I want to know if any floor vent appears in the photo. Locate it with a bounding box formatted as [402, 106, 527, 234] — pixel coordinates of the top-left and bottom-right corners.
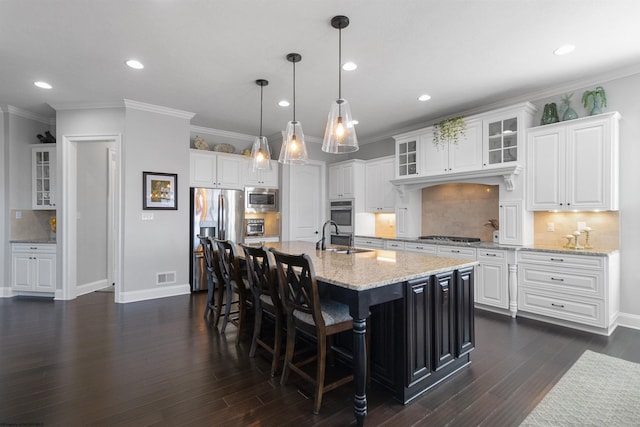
[157, 271, 176, 285]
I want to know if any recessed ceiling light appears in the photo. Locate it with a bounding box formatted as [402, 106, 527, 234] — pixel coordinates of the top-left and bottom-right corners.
[278, 100, 290, 107]
[125, 59, 144, 69]
[553, 44, 575, 56]
[418, 94, 431, 102]
[350, 120, 359, 126]
[34, 81, 52, 89]
[342, 61, 357, 71]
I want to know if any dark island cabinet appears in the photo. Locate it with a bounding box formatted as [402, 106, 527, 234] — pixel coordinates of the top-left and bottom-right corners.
[455, 266, 475, 357]
[406, 276, 434, 387]
[433, 271, 456, 371]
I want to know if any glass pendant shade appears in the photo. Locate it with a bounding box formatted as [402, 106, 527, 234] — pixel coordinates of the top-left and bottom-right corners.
[322, 98, 358, 153]
[251, 135, 272, 171]
[279, 120, 308, 164]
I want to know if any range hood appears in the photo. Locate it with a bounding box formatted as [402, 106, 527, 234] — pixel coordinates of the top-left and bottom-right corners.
[390, 164, 522, 196]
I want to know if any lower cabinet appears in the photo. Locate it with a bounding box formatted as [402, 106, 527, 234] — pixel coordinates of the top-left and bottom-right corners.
[353, 236, 385, 249]
[476, 249, 509, 309]
[12, 243, 56, 293]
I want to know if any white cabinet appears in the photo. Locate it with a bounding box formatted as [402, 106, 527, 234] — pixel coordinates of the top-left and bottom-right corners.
[12, 243, 56, 293]
[365, 156, 395, 212]
[395, 134, 421, 179]
[353, 236, 385, 249]
[482, 102, 536, 168]
[32, 145, 57, 209]
[244, 159, 279, 188]
[422, 119, 483, 176]
[437, 245, 477, 260]
[476, 249, 508, 309]
[404, 242, 437, 255]
[384, 240, 406, 251]
[189, 150, 244, 189]
[527, 112, 620, 211]
[517, 250, 620, 334]
[329, 160, 364, 199]
[498, 200, 530, 246]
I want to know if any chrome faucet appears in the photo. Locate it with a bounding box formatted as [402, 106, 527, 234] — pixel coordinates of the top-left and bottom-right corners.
[317, 220, 340, 250]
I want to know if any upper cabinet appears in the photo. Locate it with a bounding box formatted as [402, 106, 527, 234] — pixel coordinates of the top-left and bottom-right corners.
[32, 145, 56, 210]
[481, 103, 536, 169]
[329, 160, 364, 200]
[365, 156, 395, 212]
[395, 135, 420, 179]
[189, 150, 243, 189]
[244, 158, 279, 188]
[527, 112, 620, 211]
[422, 119, 483, 176]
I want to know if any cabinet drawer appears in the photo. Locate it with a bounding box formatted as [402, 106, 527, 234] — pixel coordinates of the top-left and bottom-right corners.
[437, 246, 476, 260]
[12, 243, 56, 254]
[354, 237, 384, 249]
[404, 242, 437, 255]
[517, 251, 603, 269]
[385, 240, 406, 251]
[477, 249, 505, 261]
[519, 287, 604, 327]
[519, 264, 602, 298]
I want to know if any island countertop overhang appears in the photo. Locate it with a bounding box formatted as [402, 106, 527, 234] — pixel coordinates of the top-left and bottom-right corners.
[257, 241, 478, 291]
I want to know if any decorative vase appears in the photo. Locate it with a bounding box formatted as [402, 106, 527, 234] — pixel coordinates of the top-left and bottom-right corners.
[541, 103, 560, 125]
[590, 97, 604, 115]
[562, 105, 578, 121]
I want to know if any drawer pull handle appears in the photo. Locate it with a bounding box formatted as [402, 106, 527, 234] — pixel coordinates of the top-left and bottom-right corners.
[416, 246, 423, 250]
[452, 250, 460, 253]
[551, 303, 565, 308]
[550, 258, 564, 262]
[550, 277, 565, 282]
[485, 253, 497, 257]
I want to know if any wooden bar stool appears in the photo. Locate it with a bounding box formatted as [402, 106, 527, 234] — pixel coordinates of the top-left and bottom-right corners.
[240, 244, 284, 377]
[199, 235, 225, 328]
[215, 239, 251, 344]
[270, 248, 355, 415]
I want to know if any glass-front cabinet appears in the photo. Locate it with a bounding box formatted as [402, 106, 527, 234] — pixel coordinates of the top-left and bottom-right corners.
[486, 116, 518, 165]
[395, 135, 419, 179]
[32, 145, 56, 210]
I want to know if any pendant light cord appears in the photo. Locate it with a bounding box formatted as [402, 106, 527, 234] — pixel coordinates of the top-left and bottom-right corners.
[338, 26, 342, 100]
[259, 84, 264, 137]
[292, 59, 297, 122]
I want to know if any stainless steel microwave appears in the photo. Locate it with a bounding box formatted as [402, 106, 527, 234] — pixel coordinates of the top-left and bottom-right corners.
[245, 187, 278, 212]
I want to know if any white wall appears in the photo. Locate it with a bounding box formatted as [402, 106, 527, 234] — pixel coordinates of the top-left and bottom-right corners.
[0, 110, 6, 291]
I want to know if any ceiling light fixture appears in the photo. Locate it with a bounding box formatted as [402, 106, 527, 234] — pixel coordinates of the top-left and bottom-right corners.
[418, 94, 431, 102]
[34, 81, 52, 89]
[553, 44, 575, 56]
[342, 61, 357, 71]
[250, 79, 272, 171]
[322, 15, 358, 154]
[125, 59, 144, 69]
[278, 53, 308, 164]
[278, 100, 290, 107]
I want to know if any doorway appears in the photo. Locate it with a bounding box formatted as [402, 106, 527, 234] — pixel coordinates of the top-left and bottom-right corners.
[60, 135, 122, 301]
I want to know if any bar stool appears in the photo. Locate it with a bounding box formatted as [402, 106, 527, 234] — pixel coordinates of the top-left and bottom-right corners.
[270, 248, 355, 415]
[215, 239, 251, 344]
[240, 244, 284, 377]
[199, 235, 225, 327]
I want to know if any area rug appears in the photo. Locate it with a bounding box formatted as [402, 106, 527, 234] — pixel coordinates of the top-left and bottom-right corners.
[520, 350, 640, 426]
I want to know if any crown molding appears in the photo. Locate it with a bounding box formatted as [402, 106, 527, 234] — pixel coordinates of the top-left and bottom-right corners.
[190, 125, 255, 142]
[124, 99, 195, 119]
[5, 105, 51, 124]
[49, 101, 124, 111]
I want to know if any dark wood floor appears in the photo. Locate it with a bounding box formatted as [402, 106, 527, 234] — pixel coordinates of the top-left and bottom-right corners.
[1, 291, 639, 427]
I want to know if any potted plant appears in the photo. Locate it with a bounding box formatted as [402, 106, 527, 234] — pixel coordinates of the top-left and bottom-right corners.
[581, 86, 607, 116]
[433, 116, 466, 148]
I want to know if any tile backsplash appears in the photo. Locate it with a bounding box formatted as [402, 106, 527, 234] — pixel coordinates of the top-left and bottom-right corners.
[11, 209, 56, 241]
[533, 211, 619, 249]
[422, 183, 499, 241]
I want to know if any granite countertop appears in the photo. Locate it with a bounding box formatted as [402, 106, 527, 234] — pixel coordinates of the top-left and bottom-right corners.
[10, 239, 57, 244]
[354, 235, 618, 256]
[253, 241, 477, 291]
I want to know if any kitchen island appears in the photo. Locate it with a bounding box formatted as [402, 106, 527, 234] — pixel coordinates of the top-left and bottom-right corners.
[257, 241, 478, 427]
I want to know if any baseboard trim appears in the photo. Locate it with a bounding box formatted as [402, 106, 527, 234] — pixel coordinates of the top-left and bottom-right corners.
[0, 286, 15, 298]
[116, 284, 190, 304]
[618, 312, 640, 331]
[76, 279, 110, 297]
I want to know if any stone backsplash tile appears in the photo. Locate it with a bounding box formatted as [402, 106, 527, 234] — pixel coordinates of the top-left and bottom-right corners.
[11, 209, 56, 241]
[534, 211, 619, 249]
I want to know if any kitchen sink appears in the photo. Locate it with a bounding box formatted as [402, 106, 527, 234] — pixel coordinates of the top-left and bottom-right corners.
[326, 247, 373, 254]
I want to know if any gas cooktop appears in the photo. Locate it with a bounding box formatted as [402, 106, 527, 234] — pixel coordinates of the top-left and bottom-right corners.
[419, 235, 481, 243]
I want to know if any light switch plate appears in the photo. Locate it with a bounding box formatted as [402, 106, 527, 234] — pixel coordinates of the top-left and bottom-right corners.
[141, 213, 154, 221]
[547, 222, 555, 232]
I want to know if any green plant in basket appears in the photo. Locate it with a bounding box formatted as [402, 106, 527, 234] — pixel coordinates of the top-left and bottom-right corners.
[433, 116, 466, 148]
[581, 86, 607, 116]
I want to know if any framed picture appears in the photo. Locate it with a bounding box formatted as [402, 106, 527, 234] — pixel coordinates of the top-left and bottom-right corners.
[143, 172, 177, 210]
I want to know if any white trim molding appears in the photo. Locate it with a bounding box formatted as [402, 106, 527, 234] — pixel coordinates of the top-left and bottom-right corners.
[117, 284, 191, 304]
[618, 312, 640, 331]
[124, 99, 195, 120]
[191, 125, 255, 142]
[49, 101, 124, 111]
[6, 105, 51, 124]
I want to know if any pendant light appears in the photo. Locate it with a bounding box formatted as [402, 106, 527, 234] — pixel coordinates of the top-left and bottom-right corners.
[322, 15, 358, 154]
[250, 79, 272, 171]
[279, 53, 308, 164]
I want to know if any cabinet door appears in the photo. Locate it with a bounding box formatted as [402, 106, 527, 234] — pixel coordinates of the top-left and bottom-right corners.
[216, 155, 243, 190]
[477, 258, 507, 308]
[433, 271, 455, 371]
[396, 137, 420, 179]
[455, 267, 475, 357]
[527, 128, 565, 210]
[34, 254, 56, 292]
[328, 165, 341, 198]
[421, 130, 448, 176]
[484, 115, 520, 167]
[449, 120, 483, 173]
[190, 152, 217, 187]
[364, 161, 380, 211]
[380, 158, 396, 211]
[566, 119, 610, 210]
[244, 159, 279, 188]
[406, 277, 433, 386]
[341, 163, 355, 198]
[499, 200, 521, 245]
[12, 254, 32, 290]
[32, 146, 57, 209]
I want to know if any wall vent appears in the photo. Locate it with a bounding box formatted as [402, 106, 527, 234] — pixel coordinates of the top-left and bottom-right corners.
[157, 271, 176, 285]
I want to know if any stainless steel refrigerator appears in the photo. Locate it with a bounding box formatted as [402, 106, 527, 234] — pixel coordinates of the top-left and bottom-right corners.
[190, 188, 245, 292]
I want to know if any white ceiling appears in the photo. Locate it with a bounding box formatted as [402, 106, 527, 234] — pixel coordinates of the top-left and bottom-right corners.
[2, 0, 640, 143]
